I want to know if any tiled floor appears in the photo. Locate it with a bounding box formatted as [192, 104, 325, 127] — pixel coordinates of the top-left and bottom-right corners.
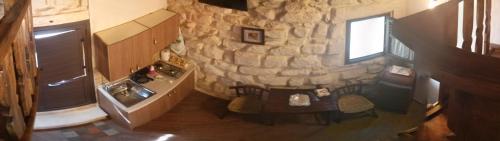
[32, 119, 169, 141]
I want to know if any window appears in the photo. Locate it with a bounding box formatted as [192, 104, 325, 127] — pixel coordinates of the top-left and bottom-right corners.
[345, 14, 390, 64]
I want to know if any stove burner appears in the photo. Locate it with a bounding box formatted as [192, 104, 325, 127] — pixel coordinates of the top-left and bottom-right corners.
[130, 67, 153, 84]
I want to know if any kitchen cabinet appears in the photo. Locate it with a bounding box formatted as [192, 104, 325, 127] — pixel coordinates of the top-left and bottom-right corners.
[135, 10, 180, 53]
[95, 9, 180, 81]
[95, 22, 154, 81]
[97, 67, 195, 129]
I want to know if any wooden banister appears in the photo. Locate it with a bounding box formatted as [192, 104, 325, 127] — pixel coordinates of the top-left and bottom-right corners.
[0, 0, 37, 140]
[393, 1, 500, 140]
[0, 0, 29, 61]
[475, 0, 484, 54]
[462, 0, 473, 52]
[484, 0, 492, 55]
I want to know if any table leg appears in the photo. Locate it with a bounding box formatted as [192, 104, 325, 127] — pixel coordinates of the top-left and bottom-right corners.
[326, 111, 331, 125]
[314, 113, 322, 124]
[265, 114, 275, 126]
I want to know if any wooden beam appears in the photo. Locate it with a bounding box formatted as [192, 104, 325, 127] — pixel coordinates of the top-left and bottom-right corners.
[475, 0, 484, 54]
[0, 0, 29, 62]
[462, 0, 474, 52]
[484, 0, 492, 55]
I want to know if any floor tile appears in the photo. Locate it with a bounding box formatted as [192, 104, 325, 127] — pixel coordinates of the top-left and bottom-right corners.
[61, 131, 79, 138]
[103, 129, 119, 136]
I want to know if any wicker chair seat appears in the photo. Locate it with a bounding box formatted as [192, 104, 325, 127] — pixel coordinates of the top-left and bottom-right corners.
[227, 95, 264, 114]
[338, 94, 375, 114]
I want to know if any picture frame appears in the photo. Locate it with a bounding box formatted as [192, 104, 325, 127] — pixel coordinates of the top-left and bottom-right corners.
[241, 27, 265, 45]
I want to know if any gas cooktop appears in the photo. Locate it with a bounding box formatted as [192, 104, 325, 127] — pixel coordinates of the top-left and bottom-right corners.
[154, 61, 185, 79]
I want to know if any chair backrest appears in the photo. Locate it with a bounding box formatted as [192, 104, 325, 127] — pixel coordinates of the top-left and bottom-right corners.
[331, 82, 364, 97]
[229, 82, 269, 98]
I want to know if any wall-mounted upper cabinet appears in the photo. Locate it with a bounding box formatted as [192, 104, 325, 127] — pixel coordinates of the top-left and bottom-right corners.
[95, 21, 154, 81]
[94, 9, 180, 81]
[135, 10, 180, 52]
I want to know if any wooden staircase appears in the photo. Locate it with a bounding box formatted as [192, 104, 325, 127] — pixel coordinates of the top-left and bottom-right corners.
[0, 0, 38, 140]
[392, 0, 500, 140]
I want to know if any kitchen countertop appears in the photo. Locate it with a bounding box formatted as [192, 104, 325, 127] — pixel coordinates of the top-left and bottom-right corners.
[98, 62, 195, 113]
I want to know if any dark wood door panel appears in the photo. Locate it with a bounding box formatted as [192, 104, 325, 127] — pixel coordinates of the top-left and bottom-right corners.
[36, 29, 84, 83]
[35, 20, 95, 111]
[38, 78, 88, 110]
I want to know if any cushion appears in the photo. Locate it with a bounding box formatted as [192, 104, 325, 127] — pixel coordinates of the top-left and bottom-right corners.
[227, 95, 264, 114]
[338, 94, 375, 114]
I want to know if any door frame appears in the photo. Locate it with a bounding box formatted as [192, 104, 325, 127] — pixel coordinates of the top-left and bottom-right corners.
[34, 20, 96, 110]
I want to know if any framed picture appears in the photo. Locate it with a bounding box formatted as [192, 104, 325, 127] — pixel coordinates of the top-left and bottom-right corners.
[241, 27, 265, 45]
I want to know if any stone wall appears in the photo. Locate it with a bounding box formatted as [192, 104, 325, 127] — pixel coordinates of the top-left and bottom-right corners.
[31, 0, 89, 27]
[167, 0, 407, 99]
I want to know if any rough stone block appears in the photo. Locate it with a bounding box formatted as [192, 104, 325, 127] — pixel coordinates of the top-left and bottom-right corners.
[227, 72, 256, 84]
[302, 44, 327, 54]
[188, 51, 212, 63]
[311, 68, 329, 75]
[269, 46, 301, 56]
[281, 1, 323, 23]
[223, 39, 247, 50]
[340, 68, 367, 80]
[202, 46, 224, 60]
[288, 77, 305, 86]
[280, 69, 311, 76]
[322, 55, 342, 67]
[203, 64, 225, 76]
[239, 66, 281, 75]
[313, 22, 329, 38]
[258, 75, 289, 86]
[292, 26, 309, 38]
[214, 60, 238, 72]
[255, 7, 277, 20]
[245, 45, 269, 54]
[264, 56, 289, 68]
[367, 64, 384, 74]
[310, 74, 338, 85]
[234, 51, 262, 67]
[202, 36, 222, 46]
[290, 55, 322, 68]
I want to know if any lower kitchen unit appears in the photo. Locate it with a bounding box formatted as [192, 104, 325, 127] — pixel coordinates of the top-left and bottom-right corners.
[1, 0, 500, 141]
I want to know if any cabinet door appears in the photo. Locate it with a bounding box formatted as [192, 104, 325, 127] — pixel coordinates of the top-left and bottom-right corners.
[151, 14, 180, 52]
[169, 71, 194, 108]
[132, 30, 154, 69]
[107, 39, 134, 81]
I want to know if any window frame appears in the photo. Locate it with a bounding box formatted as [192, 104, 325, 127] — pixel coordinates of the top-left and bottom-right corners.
[345, 13, 392, 64]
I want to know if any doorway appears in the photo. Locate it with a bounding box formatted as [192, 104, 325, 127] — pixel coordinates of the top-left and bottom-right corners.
[34, 20, 95, 111]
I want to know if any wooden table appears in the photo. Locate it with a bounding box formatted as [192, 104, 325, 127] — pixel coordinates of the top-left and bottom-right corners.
[263, 88, 338, 125]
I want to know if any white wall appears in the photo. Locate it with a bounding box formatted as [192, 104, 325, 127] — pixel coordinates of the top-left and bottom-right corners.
[89, 0, 167, 33]
[491, 0, 500, 44]
[407, 0, 450, 15]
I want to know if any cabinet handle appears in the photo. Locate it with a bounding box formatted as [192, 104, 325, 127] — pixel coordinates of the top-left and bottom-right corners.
[154, 39, 158, 45]
[130, 68, 134, 73]
[136, 65, 140, 71]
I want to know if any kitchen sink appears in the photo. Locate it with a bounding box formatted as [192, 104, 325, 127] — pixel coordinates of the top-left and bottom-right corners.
[103, 79, 156, 107]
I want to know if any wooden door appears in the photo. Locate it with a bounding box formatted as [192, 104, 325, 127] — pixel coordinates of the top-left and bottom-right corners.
[107, 39, 135, 81]
[151, 15, 180, 52]
[132, 30, 154, 69]
[35, 22, 95, 111]
[169, 72, 194, 108]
